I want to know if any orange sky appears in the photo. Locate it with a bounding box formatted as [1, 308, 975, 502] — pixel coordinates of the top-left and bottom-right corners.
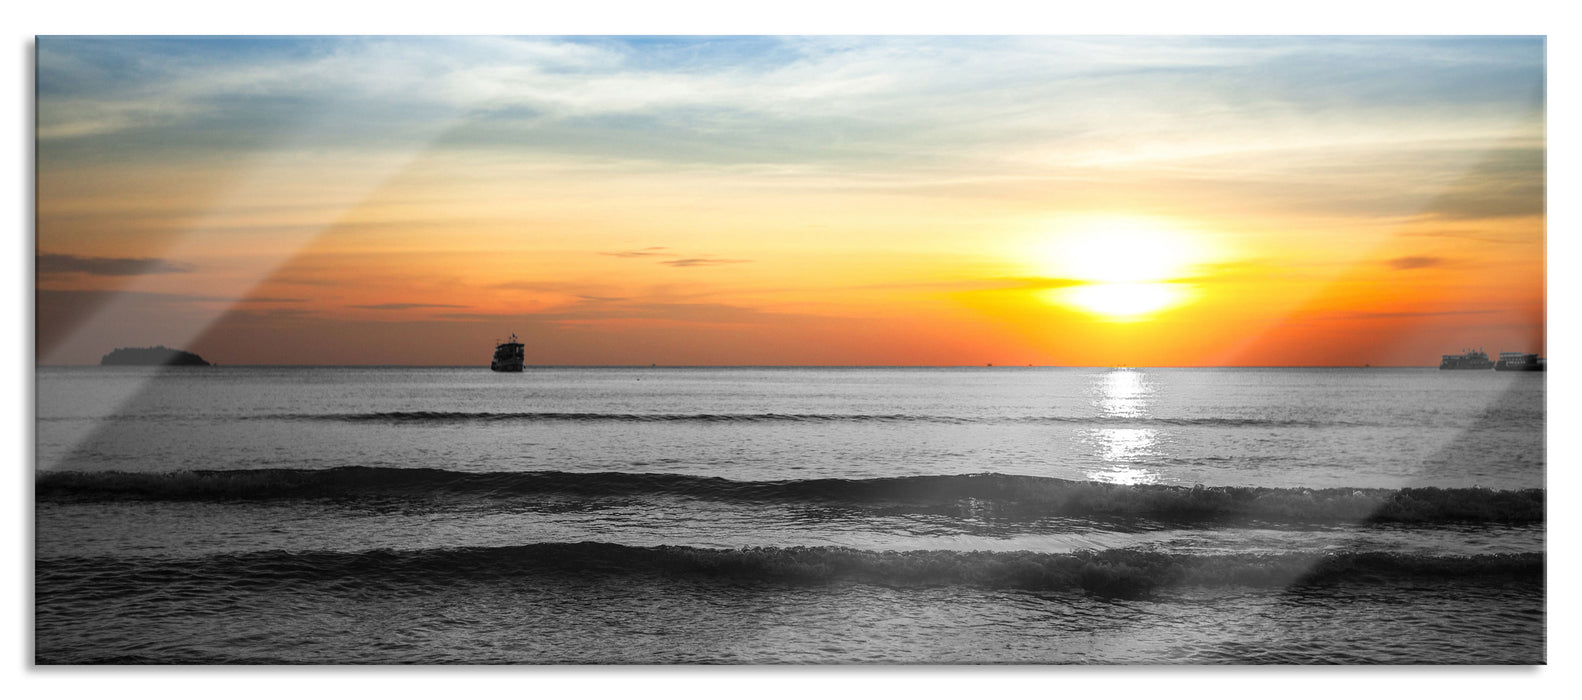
[35, 36, 1546, 366]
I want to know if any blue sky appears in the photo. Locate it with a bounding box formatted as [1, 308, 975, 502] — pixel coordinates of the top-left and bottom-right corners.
[39, 36, 1543, 161]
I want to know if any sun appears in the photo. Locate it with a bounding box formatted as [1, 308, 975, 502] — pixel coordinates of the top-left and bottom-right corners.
[1033, 217, 1209, 321]
[1054, 283, 1189, 318]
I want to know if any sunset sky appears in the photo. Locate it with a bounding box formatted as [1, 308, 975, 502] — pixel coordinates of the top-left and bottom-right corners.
[35, 35, 1546, 366]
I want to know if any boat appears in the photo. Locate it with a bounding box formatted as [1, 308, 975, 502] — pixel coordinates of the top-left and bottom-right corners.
[1439, 348, 1494, 370]
[1495, 351, 1545, 372]
[491, 333, 525, 372]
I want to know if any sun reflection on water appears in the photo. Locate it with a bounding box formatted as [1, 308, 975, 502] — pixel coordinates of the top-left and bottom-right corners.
[1094, 368, 1151, 418]
[1083, 369, 1163, 485]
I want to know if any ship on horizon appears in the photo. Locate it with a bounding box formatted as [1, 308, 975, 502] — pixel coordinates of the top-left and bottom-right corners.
[1495, 351, 1546, 372]
[1439, 348, 1495, 370]
[490, 333, 525, 372]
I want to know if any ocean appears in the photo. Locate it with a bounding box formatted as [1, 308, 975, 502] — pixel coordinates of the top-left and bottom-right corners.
[33, 366, 1545, 664]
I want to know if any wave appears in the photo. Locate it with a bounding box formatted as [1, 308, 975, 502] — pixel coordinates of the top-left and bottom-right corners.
[265, 410, 1356, 428]
[36, 468, 1545, 525]
[36, 543, 1544, 600]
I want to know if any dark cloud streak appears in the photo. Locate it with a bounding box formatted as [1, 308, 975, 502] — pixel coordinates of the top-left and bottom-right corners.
[38, 253, 193, 277]
[661, 258, 753, 268]
[436, 301, 819, 326]
[1386, 256, 1446, 270]
[598, 249, 752, 268]
[1318, 309, 1500, 321]
[348, 303, 469, 311]
[600, 247, 673, 258]
[858, 276, 1086, 292]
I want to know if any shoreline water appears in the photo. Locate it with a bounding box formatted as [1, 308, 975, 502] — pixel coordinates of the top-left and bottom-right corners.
[34, 366, 1545, 663]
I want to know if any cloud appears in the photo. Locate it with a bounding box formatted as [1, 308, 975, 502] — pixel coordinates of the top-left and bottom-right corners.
[348, 303, 469, 311]
[39, 289, 303, 305]
[263, 271, 346, 287]
[37, 253, 193, 276]
[1416, 145, 1545, 221]
[38, 36, 1544, 181]
[437, 300, 819, 326]
[598, 249, 750, 267]
[1400, 230, 1525, 245]
[860, 276, 1086, 292]
[600, 247, 673, 258]
[1386, 256, 1446, 270]
[660, 257, 753, 268]
[228, 307, 316, 319]
[488, 281, 638, 301]
[1318, 309, 1500, 321]
[32, 37, 1546, 248]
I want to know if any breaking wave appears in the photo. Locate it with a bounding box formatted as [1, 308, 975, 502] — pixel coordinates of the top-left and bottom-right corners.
[36, 543, 1544, 600]
[36, 468, 1545, 525]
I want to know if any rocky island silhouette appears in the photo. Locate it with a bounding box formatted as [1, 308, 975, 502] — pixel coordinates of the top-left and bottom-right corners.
[99, 346, 211, 366]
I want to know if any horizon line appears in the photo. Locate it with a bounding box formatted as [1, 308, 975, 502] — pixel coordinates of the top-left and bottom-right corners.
[38, 363, 1447, 369]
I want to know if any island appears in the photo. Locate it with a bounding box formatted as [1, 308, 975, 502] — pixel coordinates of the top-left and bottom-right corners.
[99, 346, 211, 366]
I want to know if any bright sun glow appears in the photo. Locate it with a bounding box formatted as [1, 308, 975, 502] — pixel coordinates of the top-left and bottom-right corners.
[1035, 217, 1210, 320]
[1044, 283, 1193, 320]
[1043, 223, 1195, 283]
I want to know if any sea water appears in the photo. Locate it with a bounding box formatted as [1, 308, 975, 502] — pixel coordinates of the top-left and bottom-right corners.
[34, 366, 1545, 664]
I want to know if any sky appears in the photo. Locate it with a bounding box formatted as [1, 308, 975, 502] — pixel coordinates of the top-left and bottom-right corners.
[34, 35, 1547, 366]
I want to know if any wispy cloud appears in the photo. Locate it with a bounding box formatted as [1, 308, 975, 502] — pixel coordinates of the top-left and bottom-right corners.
[598, 248, 751, 268]
[38, 253, 193, 277]
[660, 257, 753, 268]
[34, 36, 1547, 247]
[1386, 256, 1446, 270]
[1416, 144, 1545, 221]
[37, 289, 230, 305]
[600, 247, 673, 259]
[859, 276, 1086, 292]
[38, 37, 1543, 177]
[348, 303, 469, 311]
[1400, 229, 1528, 245]
[1318, 309, 1500, 321]
[439, 301, 816, 326]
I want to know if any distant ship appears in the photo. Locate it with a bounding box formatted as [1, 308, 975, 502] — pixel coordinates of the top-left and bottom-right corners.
[1439, 348, 1494, 370]
[490, 333, 525, 372]
[1495, 351, 1545, 372]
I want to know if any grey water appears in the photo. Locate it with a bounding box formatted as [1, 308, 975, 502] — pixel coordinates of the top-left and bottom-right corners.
[34, 366, 1545, 664]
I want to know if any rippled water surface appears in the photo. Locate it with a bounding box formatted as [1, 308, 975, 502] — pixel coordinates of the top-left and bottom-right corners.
[35, 367, 1545, 663]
